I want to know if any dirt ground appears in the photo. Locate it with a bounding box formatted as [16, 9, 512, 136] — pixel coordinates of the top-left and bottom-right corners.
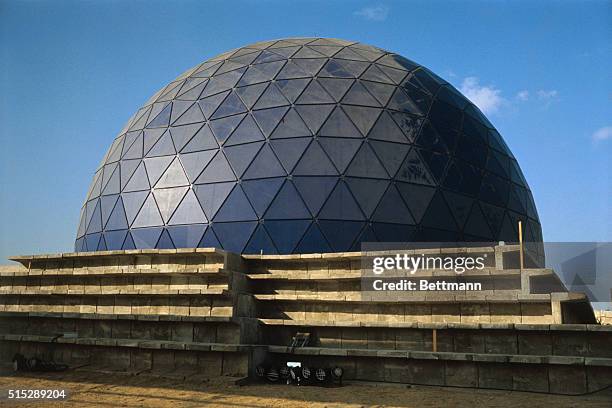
[1, 369, 611, 408]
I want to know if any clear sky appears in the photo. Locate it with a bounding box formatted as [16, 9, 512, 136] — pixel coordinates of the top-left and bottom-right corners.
[0, 0, 610, 263]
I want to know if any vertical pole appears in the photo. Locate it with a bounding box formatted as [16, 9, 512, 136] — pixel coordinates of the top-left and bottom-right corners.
[432, 329, 437, 352]
[518, 220, 524, 273]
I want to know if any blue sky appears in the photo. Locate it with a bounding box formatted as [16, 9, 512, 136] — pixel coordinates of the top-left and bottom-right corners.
[0, 0, 610, 262]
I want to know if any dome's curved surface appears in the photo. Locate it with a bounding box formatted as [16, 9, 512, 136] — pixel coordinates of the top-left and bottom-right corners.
[75, 37, 542, 254]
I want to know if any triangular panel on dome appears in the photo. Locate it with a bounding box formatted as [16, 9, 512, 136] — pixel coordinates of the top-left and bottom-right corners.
[275, 78, 310, 103]
[237, 61, 284, 86]
[103, 230, 128, 250]
[131, 193, 164, 228]
[235, 83, 268, 109]
[265, 220, 311, 254]
[155, 158, 189, 188]
[372, 185, 415, 225]
[153, 186, 189, 223]
[318, 138, 362, 173]
[170, 123, 205, 152]
[146, 102, 172, 128]
[170, 100, 196, 124]
[342, 105, 381, 136]
[143, 156, 175, 188]
[318, 107, 362, 138]
[294, 105, 334, 134]
[105, 197, 129, 231]
[264, 181, 311, 219]
[146, 130, 176, 157]
[253, 84, 291, 110]
[308, 45, 342, 57]
[463, 201, 493, 240]
[292, 46, 326, 59]
[252, 106, 289, 136]
[156, 229, 175, 249]
[350, 224, 378, 251]
[122, 131, 144, 160]
[101, 164, 121, 196]
[376, 61, 409, 83]
[369, 112, 409, 144]
[123, 161, 150, 192]
[361, 64, 395, 84]
[420, 191, 459, 232]
[198, 226, 221, 248]
[209, 113, 246, 144]
[499, 212, 518, 243]
[224, 141, 263, 178]
[479, 172, 511, 208]
[201, 68, 246, 97]
[176, 78, 208, 101]
[84, 233, 101, 252]
[370, 140, 410, 177]
[198, 91, 230, 119]
[479, 202, 505, 237]
[85, 200, 103, 234]
[270, 108, 312, 139]
[242, 144, 286, 179]
[293, 140, 338, 176]
[168, 189, 208, 225]
[131, 227, 164, 249]
[292, 176, 338, 216]
[293, 58, 327, 76]
[243, 224, 278, 254]
[212, 221, 257, 253]
[87, 170, 103, 200]
[345, 143, 388, 179]
[101, 162, 119, 193]
[276, 61, 311, 80]
[372, 222, 416, 243]
[396, 182, 436, 224]
[294, 223, 332, 254]
[402, 82, 433, 113]
[122, 232, 136, 250]
[317, 78, 353, 102]
[195, 151, 236, 183]
[241, 177, 285, 217]
[100, 194, 119, 227]
[345, 177, 389, 217]
[390, 111, 422, 143]
[122, 190, 149, 225]
[270, 137, 311, 172]
[342, 81, 381, 107]
[319, 220, 365, 252]
[395, 149, 435, 185]
[224, 115, 265, 146]
[97, 235, 108, 251]
[295, 80, 335, 104]
[211, 92, 248, 119]
[142, 128, 166, 155]
[362, 80, 396, 106]
[167, 224, 206, 248]
[193, 182, 235, 220]
[319, 59, 369, 78]
[334, 47, 369, 61]
[213, 185, 258, 222]
[318, 181, 364, 221]
[181, 124, 219, 153]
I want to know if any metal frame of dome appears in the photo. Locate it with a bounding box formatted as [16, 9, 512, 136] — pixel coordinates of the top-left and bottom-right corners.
[75, 37, 542, 256]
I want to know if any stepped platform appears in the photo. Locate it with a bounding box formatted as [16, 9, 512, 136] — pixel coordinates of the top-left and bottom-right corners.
[0, 244, 610, 395]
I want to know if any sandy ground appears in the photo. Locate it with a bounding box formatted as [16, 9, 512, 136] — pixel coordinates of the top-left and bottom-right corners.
[1, 370, 611, 408]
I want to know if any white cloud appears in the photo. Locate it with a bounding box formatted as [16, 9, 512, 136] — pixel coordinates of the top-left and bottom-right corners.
[516, 90, 529, 101]
[459, 77, 504, 114]
[354, 5, 389, 21]
[592, 126, 612, 142]
[536, 89, 559, 107]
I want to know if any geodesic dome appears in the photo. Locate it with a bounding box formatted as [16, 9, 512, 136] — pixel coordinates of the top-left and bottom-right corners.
[75, 37, 542, 254]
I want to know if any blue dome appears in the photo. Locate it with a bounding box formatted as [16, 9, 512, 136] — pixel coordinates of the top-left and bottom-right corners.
[75, 37, 542, 254]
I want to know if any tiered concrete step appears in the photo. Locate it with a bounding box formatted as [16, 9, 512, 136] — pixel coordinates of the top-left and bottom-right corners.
[0, 248, 254, 379]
